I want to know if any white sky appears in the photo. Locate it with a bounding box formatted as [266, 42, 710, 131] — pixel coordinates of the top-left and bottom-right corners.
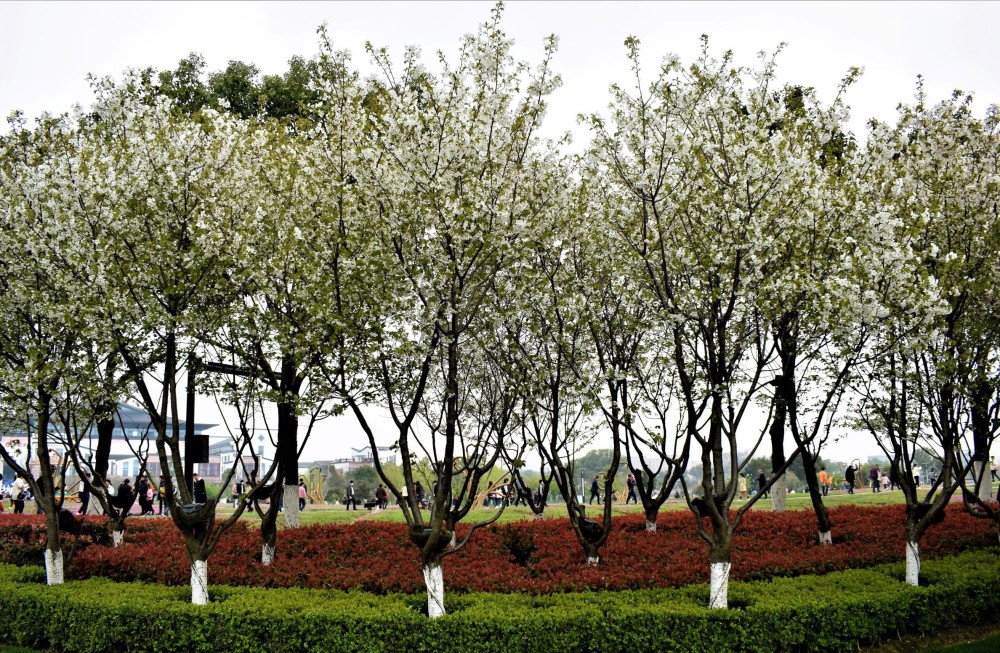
[3, 1, 998, 465]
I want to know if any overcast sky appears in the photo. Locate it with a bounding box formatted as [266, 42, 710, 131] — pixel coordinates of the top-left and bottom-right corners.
[3, 1, 997, 465]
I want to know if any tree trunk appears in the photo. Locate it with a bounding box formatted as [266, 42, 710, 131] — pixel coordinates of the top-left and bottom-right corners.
[191, 558, 209, 605]
[282, 484, 300, 528]
[44, 547, 64, 586]
[277, 357, 301, 528]
[972, 461, 991, 503]
[260, 480, 282, 564]
[94, 413, 115, 485]
[422, 559, 446, 618]
[709, 560, 731, 609]
[645, 518, 657, 533]
[801, 456, 832, 545]
[112, 530, 124, 547]
[771, 474, 787, 512]
[769, 375, 788, 513]
[905, 540, 920, 586]
[706, 523, 734, 609]
[261, 542, 276, 566]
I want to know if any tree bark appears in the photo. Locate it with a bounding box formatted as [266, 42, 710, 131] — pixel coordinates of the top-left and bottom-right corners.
[709, 561, 731, 609]
[422, 559, 445, 618]
[769, 375, 788, 512]
[191, 558, 209, 605]
[261, 542, 276, 566]
[905, 540, 920, 586]
[282, 484, 300, 528]
[44, 548, 64, 586]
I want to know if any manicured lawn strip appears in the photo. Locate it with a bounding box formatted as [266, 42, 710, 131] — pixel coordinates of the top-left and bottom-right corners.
[1, 549, 998, 653]
[926, 634, 1000, 653]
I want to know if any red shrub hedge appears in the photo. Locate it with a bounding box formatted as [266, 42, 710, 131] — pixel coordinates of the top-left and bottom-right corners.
[0, 504, 995, 594]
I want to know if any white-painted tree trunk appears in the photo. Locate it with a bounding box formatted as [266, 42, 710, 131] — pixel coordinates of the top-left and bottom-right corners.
[586, 555, 600, 566]
[818, 530, 832, 546]
[191, 559, 209, 605]
[973, 462, 991, 502]
[423, 561, 445, 618]
[44, 549, 64, 585]
[771, 474, 787, 512]
[533, 512, 544, 521]
[709, 562, 730, 609]
[905, 540, 920, 586]
[112, 530, 124, 547]
[645, 519, 657, 533]
[283, 484, 300, 528]
[261, 543, 275, 566]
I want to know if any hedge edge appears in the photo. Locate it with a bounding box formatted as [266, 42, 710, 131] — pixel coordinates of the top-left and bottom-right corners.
[2, 548, 998, 653]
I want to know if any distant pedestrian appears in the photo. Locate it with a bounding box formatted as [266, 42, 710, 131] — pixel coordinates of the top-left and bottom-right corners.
[158, 476, 169, 516]
[375, 484, 388, 510]
[345, 480, 357, 510]
[77, 472, 91, 515]
[738, 474, 748, 500]
[869, 465, 881, 493]
[817, 467, 830, 497]
[589, 475, 601, 505]
[135, 474, 152, 515]
[193, 473, 207, 504]
[990, 457, 998, 482]
[844, 464, 856, 494]
[626, 474, 638, 505]
[415, 481, 425, 508]
[757, 471, 768, 499]
[11, 475, 27, 514]
[298, 480, 307, 511]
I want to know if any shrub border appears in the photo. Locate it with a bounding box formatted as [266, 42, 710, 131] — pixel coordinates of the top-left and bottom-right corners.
[2, 548, 998, 653]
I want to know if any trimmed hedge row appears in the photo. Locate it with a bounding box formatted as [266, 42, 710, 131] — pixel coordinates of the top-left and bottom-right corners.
[2, 549, 998, 653]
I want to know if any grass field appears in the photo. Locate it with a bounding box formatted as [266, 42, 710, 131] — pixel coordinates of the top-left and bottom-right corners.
[210, 484, 997, 528]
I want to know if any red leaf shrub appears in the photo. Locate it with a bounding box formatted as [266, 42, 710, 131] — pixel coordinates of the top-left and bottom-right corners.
[1, 504, 995, 594]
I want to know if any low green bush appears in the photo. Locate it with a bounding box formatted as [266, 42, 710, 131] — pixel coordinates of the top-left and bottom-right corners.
[2, 549, 998, 653]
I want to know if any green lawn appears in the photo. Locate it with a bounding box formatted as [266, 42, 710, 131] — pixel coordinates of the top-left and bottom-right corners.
[211, 484, 996, 527]
[926, 634, 1000, 653]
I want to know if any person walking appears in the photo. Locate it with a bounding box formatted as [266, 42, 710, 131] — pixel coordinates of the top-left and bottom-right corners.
[990, 456, 998, 483]
[157, 476, 169, 516]
[345, 480, 357, 510]
[193, 473, 207, 504]
[11, 475, 27, 514]
[77, 472, 91, 515]
[298, 480, 307, 511]
[845, 464, 857, 494]
[415, 481, 425, 509]
[817, 467, 830, 497]
[737, 474, 748, 500]
[756, 470, 768, 499]
[589, 475, 601, 505]
[626, 474, 638, 505]
[870, 464, 881, 493]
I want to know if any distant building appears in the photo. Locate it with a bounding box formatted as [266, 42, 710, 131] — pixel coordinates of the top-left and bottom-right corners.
[351, 445, 397, 467]
[0, 402, 214, 487]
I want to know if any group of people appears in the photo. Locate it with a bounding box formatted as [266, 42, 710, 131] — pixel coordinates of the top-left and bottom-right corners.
[0, 476, 30, 513]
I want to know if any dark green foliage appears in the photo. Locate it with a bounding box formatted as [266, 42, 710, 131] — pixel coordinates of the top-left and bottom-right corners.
[1, 549, 998, 652]
[208, 61, 262, 119]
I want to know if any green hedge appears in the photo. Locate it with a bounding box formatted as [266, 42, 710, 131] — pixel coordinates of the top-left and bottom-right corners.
[2, 549, 999, 653]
